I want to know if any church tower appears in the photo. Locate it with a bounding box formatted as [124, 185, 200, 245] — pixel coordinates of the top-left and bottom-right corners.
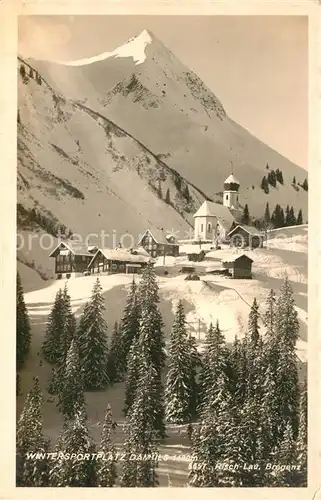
[223, 173, 240, 209]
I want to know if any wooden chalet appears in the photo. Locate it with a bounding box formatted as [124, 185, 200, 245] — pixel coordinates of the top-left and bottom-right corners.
[227, 225, 264, 249]
[49, 240, 97, 279]
[137, 229, 179, 258]
[88, 248, 152, 275]
[221, 254, 253, 279]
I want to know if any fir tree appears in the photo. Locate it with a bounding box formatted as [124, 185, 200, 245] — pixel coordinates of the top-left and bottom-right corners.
[137, 264, 166, 372]
[275, 277, 300, 437]
[42, 287, 73, 364]
[296, 382, 307, 486]
[57, 339, 85, 420]
[285, 204, 291, 226]
[165, 301, 197, 424]
[165, 188, 171, 204]
[272, 424, 300, 486]
[264, 202, 271, 225]
[29, 67, 34, 79]
[292, 176, 296, 185]
[19, 64, 26, 79]
[117, 278, 140, 380]
[241, 204, 250, 225]
[183, 184, 190, 201]
[97, 405, 117, 487]
[189, 375, 232, 487]
[137, 304, 166, 439]
[261, 176, 269, 194]
[123, 337, 140, 417]
[16, 377, 49, 486]
[107, 321, 122, 384]
[199, 321, 230, 413]
[17, 272, 31, 370]
[302, 178, 308, 191]
[289, 206, 297, 226]
[49, 411, 97, 487]
[121, 362, 160, 487]
[78, 278, 109, 390]
[228, 335, 247, 406]
[297, 209, 303, 225]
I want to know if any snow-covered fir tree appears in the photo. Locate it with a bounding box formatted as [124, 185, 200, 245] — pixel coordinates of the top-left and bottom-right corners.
[49, 410, 97, 487]
[57, 339, 86, 420]
[137, 264, 166, 373]
[16, 272, 31, 370]
[136, 301, 166, 438]
[107, 321, 123, 384]
[123, 337, 140, 417]
[296, 382, 307, 486]
[42, 286, 75, 365]
[97, 404, 117, 487]
[198, 321, 230, 414]
[275, 277, 300, 438]
[77, 278, 109, 390]
[121, 361, 159, 487]
[117, 278, 141, 380]
[188, 374, 232, 487]
[165, 300, 197, 424]
[272, 423, 300, 486]
[16, 377, 49, 486]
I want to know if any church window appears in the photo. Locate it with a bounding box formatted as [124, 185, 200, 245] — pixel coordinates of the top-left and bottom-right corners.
[201, 224, 204, 232]
[208, 223, 211, 232]
[226, 194, 228, 200]
[237, 195, 239, 202]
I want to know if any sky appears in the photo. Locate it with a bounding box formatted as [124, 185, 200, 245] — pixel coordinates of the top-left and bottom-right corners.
[18, 15, 308, 170]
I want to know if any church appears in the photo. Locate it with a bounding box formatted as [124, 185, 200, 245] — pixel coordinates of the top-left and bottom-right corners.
[193, 174, 242, 243]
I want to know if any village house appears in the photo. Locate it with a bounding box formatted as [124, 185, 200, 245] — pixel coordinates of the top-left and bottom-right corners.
[137, 229, 179, 258]
[227, 224, 264, 249]
[88, 247, 152, 275]
[49, 240, 97, 279]
[193, 174, 242, 243]
[221, 254, 253, 279]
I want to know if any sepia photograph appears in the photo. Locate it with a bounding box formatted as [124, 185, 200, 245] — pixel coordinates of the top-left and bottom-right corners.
[16, 15, 308, 488]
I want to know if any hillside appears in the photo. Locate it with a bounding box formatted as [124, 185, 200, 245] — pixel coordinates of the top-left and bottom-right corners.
[18, 55, 208, 271]
[27, 29, 308, 220]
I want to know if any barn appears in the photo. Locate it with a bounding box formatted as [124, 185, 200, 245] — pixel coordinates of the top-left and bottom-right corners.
[88, 248, 152, 275]
[221, 254, 253, 279]
[227, 225, 264, 249]
[137, 229, 179, 258]
[187, 249, 206, 262]
[49, 240, 97, 279]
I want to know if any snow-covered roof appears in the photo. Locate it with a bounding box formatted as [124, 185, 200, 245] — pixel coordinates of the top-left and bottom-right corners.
[224, 174, 240, 185]
[193, 201, 235, 231]
[90, 247, 151, 265]
[221, 254, 253, 264]
[137, 229, 179, 246]
[227, 224, 262, 237]
[49, 240, 93, 257]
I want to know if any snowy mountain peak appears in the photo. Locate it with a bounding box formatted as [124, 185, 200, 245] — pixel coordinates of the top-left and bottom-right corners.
[61, 29, 153, 67]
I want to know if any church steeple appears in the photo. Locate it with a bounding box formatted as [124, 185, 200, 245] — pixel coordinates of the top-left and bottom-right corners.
[223, 173, 240, 209]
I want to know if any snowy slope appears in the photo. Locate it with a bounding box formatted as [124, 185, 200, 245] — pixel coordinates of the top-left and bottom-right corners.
[28, 29, 308, 220]
[18, 56, 208, 274]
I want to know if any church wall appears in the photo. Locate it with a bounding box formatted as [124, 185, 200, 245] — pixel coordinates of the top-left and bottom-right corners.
[194, 216, 217, 241]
